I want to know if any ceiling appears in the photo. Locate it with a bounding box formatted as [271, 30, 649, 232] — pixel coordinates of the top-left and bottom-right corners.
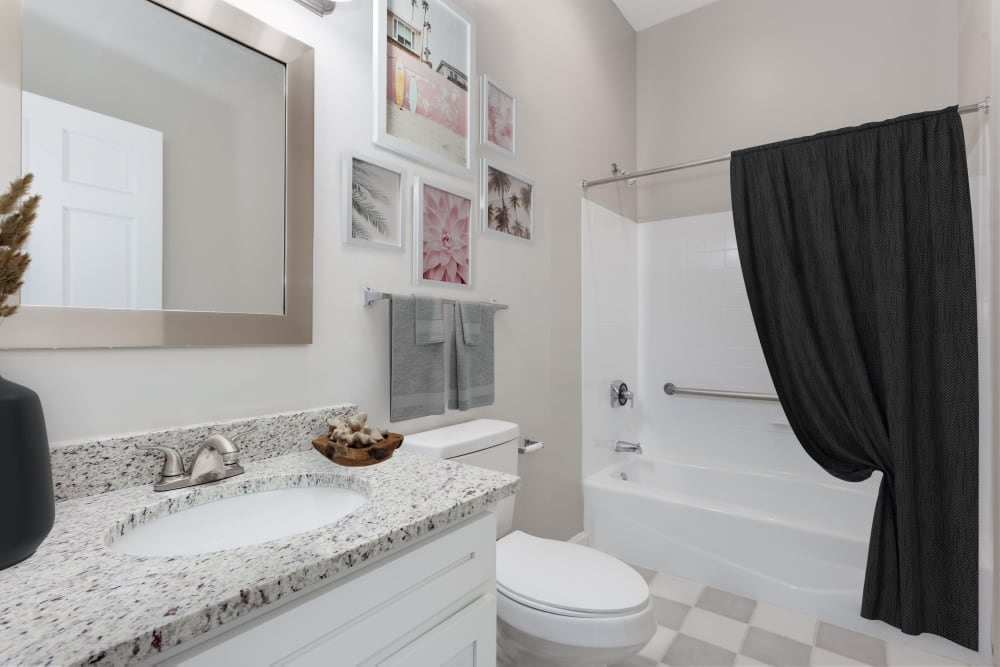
[610, 0, 721, 31]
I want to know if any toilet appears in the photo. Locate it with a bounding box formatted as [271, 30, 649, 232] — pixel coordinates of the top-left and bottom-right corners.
[405, 420, 656, 667]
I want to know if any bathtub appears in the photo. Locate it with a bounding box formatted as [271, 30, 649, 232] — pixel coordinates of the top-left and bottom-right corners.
[583, 455, 990, 663]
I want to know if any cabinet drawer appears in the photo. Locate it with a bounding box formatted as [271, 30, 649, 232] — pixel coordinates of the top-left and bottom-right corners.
[160, 512, 496, 667]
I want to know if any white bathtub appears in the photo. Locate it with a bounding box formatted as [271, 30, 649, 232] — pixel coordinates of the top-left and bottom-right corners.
[583, 455, 989, 663]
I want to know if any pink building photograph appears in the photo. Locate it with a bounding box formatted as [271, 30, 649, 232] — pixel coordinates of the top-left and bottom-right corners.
[385, 0, 470, 169]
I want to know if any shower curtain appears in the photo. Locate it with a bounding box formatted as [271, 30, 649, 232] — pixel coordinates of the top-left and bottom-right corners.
[730, 107, 978, 649]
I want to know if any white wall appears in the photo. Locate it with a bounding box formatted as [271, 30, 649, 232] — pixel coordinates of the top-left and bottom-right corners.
[0, 0, 637, 541]
[581, 200, 637, 478]
[635, 0, 960, 221]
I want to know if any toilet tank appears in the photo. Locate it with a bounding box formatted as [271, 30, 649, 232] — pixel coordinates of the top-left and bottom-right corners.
[405, 420, 519, 537]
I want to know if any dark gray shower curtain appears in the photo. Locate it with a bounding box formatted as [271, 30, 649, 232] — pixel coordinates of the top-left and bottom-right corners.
[730, 107, 978, 649]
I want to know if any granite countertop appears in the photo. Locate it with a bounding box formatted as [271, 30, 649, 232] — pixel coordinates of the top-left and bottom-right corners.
[0, 450, 519, 666]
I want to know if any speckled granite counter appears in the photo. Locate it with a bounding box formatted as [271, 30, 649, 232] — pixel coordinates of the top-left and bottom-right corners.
[0, 450, 519, 666]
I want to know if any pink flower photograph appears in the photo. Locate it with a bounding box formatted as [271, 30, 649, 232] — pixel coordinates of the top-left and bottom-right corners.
[483, 76, 515, 155]
[416, 181, 472, 286]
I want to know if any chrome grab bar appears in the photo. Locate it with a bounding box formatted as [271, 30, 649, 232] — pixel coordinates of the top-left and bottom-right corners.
[663, 382, 779, 402]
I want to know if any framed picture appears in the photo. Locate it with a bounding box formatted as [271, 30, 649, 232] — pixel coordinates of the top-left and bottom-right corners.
[343, 154, 405, 251]
[414, 177, 474, 287]
[374, 0, 476, 178]
[481, 76, 515, 156]
[481, 160, 534, 243]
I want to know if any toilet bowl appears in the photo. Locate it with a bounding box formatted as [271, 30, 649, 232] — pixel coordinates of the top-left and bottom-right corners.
[405, 420, 657, 666]
[495, 531, 656, 666]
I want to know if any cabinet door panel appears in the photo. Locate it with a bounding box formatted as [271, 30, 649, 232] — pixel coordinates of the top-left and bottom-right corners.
[376, 594, 496, 667]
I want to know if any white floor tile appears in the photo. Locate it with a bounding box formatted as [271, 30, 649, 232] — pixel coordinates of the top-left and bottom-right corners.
[649, 572, 705, 605]
[735, 654, 770, 666]
[679, 607, 749, 653]
[811, 647, 868, 666]
[750, 600, 818, 646]
[639, 626, 677, 661]
[885, 641, 966, 666]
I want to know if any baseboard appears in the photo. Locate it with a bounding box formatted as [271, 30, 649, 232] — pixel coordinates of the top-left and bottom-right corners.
[567, 531, 589, 545]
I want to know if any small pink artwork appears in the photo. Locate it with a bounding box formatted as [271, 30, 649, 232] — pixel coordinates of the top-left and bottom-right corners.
[484, 77, 515, 155]
[419, 183, 472, 286]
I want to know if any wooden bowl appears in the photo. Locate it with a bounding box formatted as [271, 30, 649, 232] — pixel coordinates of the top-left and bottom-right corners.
[312, 432, 404, 467]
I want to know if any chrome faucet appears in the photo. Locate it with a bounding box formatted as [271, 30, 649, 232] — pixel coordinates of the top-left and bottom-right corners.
[137, 430, 250, 491]
[614, 440, 643, 455]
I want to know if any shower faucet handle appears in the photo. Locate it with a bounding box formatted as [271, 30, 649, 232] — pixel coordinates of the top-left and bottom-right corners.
[610, 381, 634, 408]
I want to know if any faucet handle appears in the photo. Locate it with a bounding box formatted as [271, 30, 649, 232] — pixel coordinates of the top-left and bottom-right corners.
[610, 381, 634, 408]
[135, 444, 186, 479]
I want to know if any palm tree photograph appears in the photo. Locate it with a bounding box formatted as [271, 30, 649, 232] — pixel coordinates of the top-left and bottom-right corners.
[483, 163, 533, 242]
[347, 156, 404, 250]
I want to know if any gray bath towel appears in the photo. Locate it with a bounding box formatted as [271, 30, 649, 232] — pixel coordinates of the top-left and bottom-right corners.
[459, 302, 481, 345]
[390, 295, 445, 421]
[415, 296, 444, 344]
[448, 302, 495, 410]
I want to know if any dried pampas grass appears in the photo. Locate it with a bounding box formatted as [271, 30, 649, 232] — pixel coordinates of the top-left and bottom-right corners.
[0, 175, 39, 319]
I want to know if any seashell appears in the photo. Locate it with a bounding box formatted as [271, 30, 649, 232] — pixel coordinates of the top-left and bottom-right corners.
[348, 413, 368, 432]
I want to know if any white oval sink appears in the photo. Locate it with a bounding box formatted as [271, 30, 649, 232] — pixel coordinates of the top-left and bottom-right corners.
[109, 486, 368, 557]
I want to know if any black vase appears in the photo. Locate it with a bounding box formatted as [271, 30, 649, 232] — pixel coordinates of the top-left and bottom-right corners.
[0, 373, 54, 570]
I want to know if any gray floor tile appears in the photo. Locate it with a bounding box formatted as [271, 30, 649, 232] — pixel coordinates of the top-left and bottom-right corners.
[740, 627, 812, 666]
[629, 562, 658, 583]
[663, 633, 737, 667]
[654, 595, 692, 630]
[610, 655, 660, 667]
[697, 587, 758, 623]
[815, 622, 887, 666]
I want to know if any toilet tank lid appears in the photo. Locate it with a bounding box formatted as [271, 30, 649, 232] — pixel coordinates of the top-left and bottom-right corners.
[405, 419, 520, 459]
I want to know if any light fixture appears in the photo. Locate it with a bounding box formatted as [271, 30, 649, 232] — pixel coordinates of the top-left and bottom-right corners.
[293, 0, 339, 17]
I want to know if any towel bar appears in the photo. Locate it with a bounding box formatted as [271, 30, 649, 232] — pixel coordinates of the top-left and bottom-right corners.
[362, 287, 509, 310]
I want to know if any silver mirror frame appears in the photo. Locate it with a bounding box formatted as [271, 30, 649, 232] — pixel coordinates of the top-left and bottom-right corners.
[0, 0, 314, 348]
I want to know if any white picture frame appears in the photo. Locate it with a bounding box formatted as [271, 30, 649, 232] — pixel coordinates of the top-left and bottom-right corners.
[413, 176, 475, 288]
[481, 159, 534, 243]
[374, 0, 476, 179]
[481, 75, 515, 156]
[343, 153, 406, 251]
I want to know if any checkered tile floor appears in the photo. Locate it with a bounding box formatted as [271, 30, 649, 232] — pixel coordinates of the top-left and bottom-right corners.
[612, 566, 969, 667]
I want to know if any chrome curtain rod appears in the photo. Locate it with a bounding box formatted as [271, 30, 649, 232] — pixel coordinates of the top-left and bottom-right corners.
[361, 287, 509, 310]
[582, 98, 992, 190]
[663, 382, 779, 402]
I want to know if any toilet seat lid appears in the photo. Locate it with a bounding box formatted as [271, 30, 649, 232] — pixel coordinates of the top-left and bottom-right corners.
[496, 531, 650, 616]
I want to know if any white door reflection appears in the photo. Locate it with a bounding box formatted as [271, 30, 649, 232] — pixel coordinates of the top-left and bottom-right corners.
[21, 92, 163, 309]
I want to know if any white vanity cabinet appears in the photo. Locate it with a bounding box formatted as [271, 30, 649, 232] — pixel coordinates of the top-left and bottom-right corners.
[150, 512, 497, 667]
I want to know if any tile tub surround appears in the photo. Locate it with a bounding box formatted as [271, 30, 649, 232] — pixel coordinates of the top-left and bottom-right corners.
[614, 569, 971, 667]
[0, 450, 519, 666]
[49, 404, 358, 501]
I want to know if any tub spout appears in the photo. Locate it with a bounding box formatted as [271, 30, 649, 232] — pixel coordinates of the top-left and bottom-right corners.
[614, 440, 642, 455]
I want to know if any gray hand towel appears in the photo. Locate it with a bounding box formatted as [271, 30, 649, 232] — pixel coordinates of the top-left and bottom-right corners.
[391, 295, 445, 421]
[459, 302, 481, 345]
[448, 302, 495, 410]
[415, 296, 445, 345]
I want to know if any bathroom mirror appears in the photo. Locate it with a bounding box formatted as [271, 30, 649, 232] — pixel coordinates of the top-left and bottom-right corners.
[0, 0, 314, 347]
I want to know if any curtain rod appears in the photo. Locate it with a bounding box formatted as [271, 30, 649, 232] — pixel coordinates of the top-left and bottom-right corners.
[581, 98, 991, 190]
